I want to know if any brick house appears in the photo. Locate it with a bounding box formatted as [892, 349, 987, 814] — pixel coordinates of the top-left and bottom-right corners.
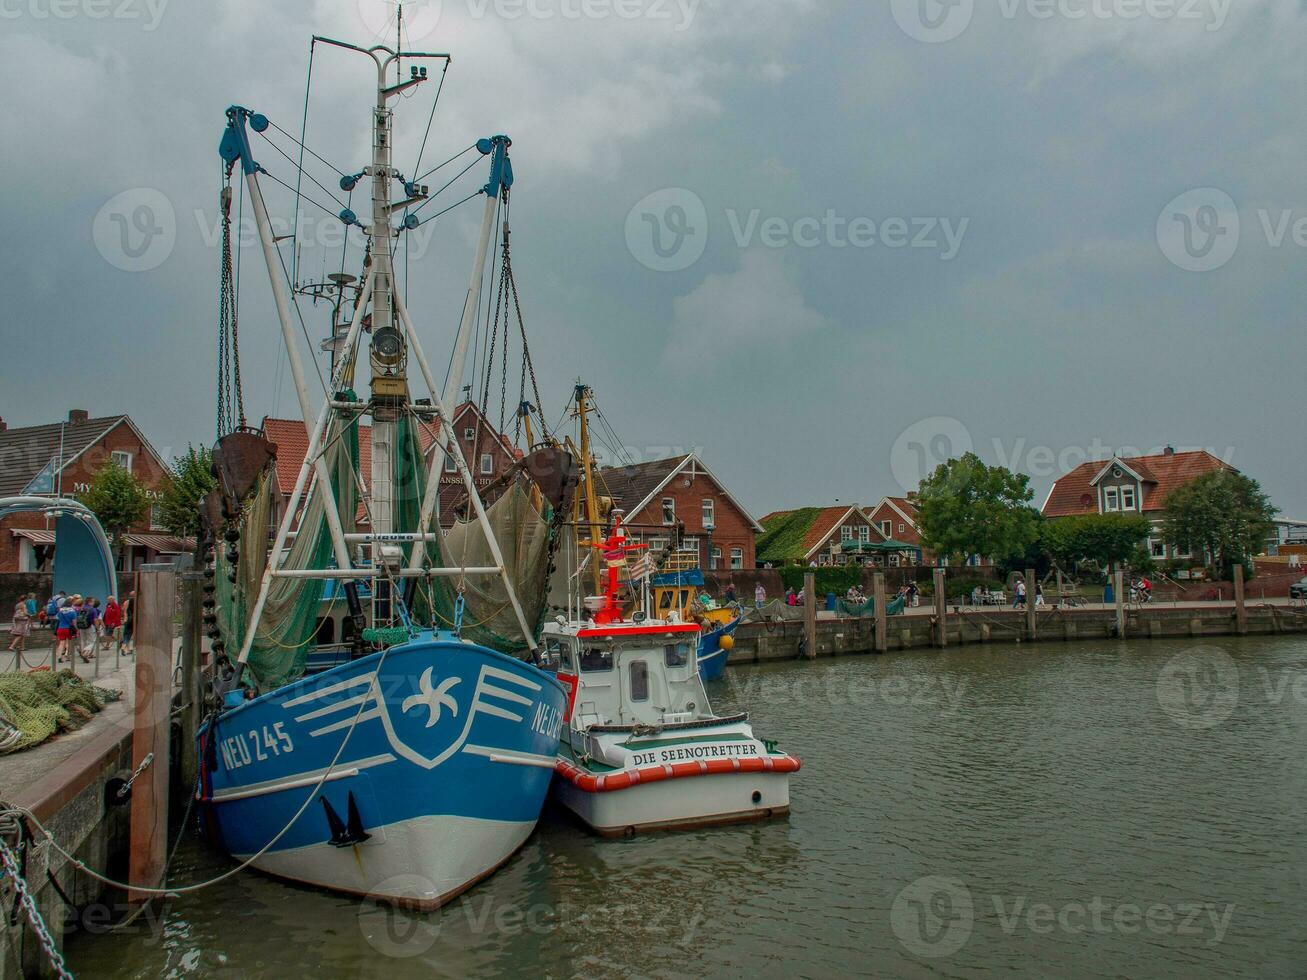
[1040, 448, 1233, 563]
[866, 494, 994, 569]
[598, 454, 762, 570]
[263, 402, 518, 530]
[756, 504, 918, 567]
[0, 409, 183, 573]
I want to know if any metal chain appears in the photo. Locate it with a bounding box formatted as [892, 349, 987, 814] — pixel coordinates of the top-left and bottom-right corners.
[0, 836, 73, 980]
[115, 752, 154, 802]
[217, 173, 247, 437]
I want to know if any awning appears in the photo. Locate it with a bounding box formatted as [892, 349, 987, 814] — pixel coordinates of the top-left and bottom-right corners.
[123, 533, 194, 553]
[10, 528, 56, 544]
[841, 540, 921, 553]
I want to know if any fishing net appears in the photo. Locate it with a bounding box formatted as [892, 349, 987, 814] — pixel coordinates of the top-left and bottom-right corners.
[837, 595, 906, 617]
[215, 412, 361, 692]
[0, 670, 122, 754]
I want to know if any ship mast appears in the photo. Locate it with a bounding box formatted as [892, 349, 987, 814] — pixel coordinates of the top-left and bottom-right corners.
[573, 383, 605, 595]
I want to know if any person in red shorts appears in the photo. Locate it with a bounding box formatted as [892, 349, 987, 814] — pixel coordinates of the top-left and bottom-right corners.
[54, 597, 80, 663]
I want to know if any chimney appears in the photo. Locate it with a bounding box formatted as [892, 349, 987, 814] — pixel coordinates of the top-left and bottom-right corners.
[1163, 445, 1175, 456]
[68, 409, 89, 425]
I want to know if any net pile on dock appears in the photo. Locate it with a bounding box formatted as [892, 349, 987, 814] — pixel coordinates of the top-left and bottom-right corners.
[0, 670, 123, 754]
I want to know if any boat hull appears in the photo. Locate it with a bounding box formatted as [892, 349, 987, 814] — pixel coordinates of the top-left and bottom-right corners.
[696, 614, 741, 682]
[198, 639, 567, 909]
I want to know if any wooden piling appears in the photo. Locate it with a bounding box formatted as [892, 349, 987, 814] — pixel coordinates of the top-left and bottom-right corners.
[1113, 566, 1126, 638]
[933, 567, 947, 647]
[1233, 564, 1247, 635]
[178, 572, 204, 791]
[1026, 568, 1037, 641]
[802, 572, 818, 659]
[129, 566, 174, 905]
[872, 572, 887, 653]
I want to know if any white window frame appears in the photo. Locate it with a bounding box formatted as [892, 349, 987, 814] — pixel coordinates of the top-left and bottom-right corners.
[1103, 487, 1120, 512]
[444, 455, 457, 473]
[1149, 538, 1167, 559]
[1120, 485, 1137, 511]
[701, 498, 714, 528]
[662, 498, 675, 526]
[111, 450, 133, 473]
[463, 427, 475, 441]
[881, 520, 892, 536]
[858, 526, 870, 543]
[1172, 542, 1193, 560]
[649, 537, 669, 553]
[730, 547, 743, 570]
[681, 536, 700, 558]
[709, 546, 721, 570]
[898, 522, 906, 534]
[840, 525, 854, 542]
[480, 453, 493, 475]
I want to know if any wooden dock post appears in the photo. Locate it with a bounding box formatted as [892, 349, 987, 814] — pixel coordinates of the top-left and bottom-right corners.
[1113, 565, 1126, 638]
[933, 567, 947, 647]
[129, 566, 174, 905]
[1055, 568, 1065, 608]
[1026, 568, 1037, 641]
[1233, 564, 1247, 635]
[803, 572, 817, 659]
[179, 571, 204, 791]
[872, 572, 887, 653]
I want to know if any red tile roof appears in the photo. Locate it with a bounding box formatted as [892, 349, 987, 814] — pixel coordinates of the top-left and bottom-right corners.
[1042, 450, 1231, 518]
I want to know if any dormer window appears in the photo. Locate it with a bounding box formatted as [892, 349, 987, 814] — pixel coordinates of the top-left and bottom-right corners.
[1104, 487, 1120, 512]
[1120, 486, 1137, 511]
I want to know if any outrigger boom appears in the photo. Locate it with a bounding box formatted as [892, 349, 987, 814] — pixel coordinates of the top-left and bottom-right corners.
[218, 34, 537, 664]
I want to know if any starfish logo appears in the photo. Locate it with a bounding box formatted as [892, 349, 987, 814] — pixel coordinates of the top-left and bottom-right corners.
[401, 668, 461, 728]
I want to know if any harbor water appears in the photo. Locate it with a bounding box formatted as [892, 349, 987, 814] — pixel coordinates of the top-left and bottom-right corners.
[68, 635, 1307, 978]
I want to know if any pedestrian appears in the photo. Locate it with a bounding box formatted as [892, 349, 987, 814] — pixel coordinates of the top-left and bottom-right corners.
[1012, 578, 1027, 609]
[121, 590, 136, 655]
[103, 595, 123, 651]
[724, 581, 737, 604]
[754, 583, 766, 608]
[785, 587, 797, 606]
[76, 597, 99, 662]
[8, 596, 31, 657]
[1035, 582, 1045, 608]
[91, 598, 105, 656]
[54, 597, 79, 663]
[907, 580, 920, 607]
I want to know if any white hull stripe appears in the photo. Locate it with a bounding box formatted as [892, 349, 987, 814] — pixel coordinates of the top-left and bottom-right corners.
[283, 673, 377, 709]
[207, 752, 396, 802]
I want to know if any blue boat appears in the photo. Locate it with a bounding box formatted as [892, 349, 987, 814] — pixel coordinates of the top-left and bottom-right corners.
[199, 635, 567, 909]
[648, 562, 742, 681]
[696, 613, 742, 682]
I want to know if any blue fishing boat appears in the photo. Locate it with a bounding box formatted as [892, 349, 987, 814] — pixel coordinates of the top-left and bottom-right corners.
[198, 22, 574, 908]
[199, 636, 566, 908]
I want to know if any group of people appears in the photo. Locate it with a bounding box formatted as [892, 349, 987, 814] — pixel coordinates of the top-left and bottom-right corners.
[1010, 579, 1045, 608]
[7, 590, 135, 664]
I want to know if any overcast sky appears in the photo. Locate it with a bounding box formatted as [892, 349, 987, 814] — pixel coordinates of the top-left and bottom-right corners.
[1, 0, 1303, 521]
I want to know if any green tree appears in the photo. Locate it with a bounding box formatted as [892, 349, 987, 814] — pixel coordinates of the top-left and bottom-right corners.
[1040, 513, 1154, 571]
[1163, 470, 1277, 578]
[78, 462, 149, 560]
[915, 453, 1042, 564]
[159, 445, 217, 537]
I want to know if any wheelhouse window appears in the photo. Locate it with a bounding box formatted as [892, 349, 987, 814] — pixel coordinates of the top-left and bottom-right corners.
[629, 661, 650, 702]
[662, 498, 675, 525]
[579, 647, 612, 672]
[664, 642, 691, 667]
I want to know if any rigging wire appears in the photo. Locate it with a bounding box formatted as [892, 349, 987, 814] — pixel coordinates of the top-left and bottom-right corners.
[258, 129, 349, 215]
[266, 118, 348, 179]
[292, 38, 315, 284]
[404, 59, 451, 308]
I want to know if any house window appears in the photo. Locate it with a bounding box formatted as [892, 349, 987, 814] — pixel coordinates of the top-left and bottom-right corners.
[730, 547, 743, 570]
[710, 546, 721, 570]
[480, 453, 493, 475]
[881, 520, 892, 536]
[649, 537, 669, 553]
[840, 525, 854, 542]
[463, 427, 475, 440]
[1149, 538, 1167, 559]
[111, 450, 133, 473]
[1104, 487, 1120, 512]
[1121, 486, 1137, 511]
[1173, 543, 1192, 560]
[662, 498, 675, 525]
[444, 455, 457, 473]
[858, 526, 870, 543]
[702, 498, 714, 528]
[898, 523, 906, 534]
[681, 537, 699, 558]
[150, 504, 163, 530]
